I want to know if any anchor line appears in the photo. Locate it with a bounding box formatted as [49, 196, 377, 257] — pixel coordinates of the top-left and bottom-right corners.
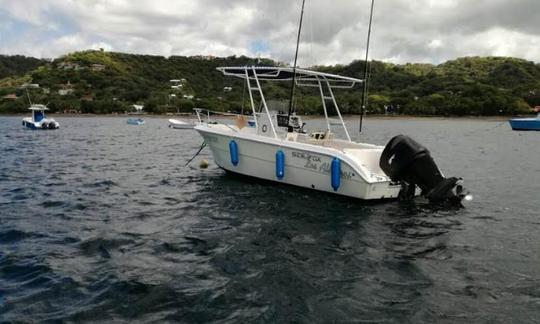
[185, 141, 207, 167]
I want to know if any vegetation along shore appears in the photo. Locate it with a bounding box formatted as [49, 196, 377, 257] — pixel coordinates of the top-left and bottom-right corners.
[1, 50, 539, 116]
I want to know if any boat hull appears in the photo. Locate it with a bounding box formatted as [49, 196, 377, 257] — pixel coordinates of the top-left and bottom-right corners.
[127, 118, 144, 125]
[196, 127, 401, 200]
[171, 124, 194, 129]
[169, 120, 195, 129]
[509, 119, 540, 131]
[22, 118, 60, 130]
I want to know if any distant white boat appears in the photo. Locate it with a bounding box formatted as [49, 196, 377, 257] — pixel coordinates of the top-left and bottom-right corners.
[168, 118, 195, 129]
[22, 104, 60, 130]
[127, 118, 145, 125]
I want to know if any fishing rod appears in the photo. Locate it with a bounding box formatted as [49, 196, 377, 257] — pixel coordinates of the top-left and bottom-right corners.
[287, 0, 306, 132]
[359, 0, 375, 133]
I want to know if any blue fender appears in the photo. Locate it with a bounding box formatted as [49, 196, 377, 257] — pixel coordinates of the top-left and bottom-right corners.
[229, 140, 239, 166]
[275, 150, 285, 179]
[331, 157, 341, 191]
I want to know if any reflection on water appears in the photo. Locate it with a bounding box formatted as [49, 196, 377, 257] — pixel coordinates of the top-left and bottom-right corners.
[1, 116, 539, 322]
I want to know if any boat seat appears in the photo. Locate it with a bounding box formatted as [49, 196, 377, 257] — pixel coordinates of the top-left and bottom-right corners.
[286, 132, 298, 142]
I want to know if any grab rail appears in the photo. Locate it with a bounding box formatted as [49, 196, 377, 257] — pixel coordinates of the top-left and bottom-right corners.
[194, 108, 250, 133]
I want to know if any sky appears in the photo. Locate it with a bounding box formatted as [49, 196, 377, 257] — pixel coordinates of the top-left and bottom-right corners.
[0, 0, 539, 66]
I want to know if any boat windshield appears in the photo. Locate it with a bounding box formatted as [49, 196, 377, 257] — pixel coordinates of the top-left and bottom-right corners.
[34, 110, 44, 122]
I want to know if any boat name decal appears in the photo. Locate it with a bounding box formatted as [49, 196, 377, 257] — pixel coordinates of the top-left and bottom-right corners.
[291, 151, 353, 179]
[292, 151, 321, 171]
[319, 162, 354, 180]
[291, 151, 321, 162]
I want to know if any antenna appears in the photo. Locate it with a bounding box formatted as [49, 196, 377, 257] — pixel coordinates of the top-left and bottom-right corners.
[241, 79, 246, 115]
[359, 0, 375, 133]
[287, 0, 306, 132]
[25, 87, 33, 106]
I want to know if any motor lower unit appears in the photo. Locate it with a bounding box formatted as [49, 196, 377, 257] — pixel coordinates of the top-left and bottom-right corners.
[380, 135, 468, 204]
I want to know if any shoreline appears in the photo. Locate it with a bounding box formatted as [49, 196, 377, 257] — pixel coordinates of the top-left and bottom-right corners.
[0, 113, 519, 121]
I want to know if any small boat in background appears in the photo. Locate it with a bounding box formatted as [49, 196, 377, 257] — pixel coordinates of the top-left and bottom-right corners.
[22, 104, 60, 130]
[509, 113, 540, 131]
[127, 118, 145, 125]
[168, 118, 195, 129]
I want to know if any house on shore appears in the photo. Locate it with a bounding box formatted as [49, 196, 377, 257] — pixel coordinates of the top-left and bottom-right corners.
[58, 62, 82, 70]
[170, 79, 185, 89]
[58, 82, 74, 96]
[2, 93, 18, 101]
[81, 94, 94, 102]
[90, 64, 106, 72]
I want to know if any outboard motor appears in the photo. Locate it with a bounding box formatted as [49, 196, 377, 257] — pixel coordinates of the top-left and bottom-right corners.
[380, 135, 468, 205]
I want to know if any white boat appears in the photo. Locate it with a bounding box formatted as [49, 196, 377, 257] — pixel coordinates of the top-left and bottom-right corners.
[22, 104, 60, 130]
[193, 67, 467, 203]
[168, 118, 195, 129]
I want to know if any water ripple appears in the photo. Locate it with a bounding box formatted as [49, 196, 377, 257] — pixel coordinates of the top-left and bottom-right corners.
[1, 116, 539, 323]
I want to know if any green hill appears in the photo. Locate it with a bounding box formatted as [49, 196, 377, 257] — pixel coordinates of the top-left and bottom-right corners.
[1, 50, 539, 116]
[0, 55, 47, 79]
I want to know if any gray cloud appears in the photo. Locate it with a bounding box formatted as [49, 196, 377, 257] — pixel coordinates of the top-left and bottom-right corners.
[0, 0, 539, 64]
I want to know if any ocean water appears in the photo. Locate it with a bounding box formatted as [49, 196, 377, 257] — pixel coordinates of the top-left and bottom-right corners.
[1, 116, 539, 323]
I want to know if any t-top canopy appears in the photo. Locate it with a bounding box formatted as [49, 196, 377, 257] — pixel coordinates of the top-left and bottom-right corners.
[29, 104, 49, 111]
[217, 66, 363, 88]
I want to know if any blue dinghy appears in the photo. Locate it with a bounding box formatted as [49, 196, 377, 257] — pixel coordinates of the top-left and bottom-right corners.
[127, 118, 145, 125]
[509, 113, 540, 131]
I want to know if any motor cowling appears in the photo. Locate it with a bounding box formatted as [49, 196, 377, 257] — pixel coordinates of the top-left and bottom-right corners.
[380, 135, 468, 204]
